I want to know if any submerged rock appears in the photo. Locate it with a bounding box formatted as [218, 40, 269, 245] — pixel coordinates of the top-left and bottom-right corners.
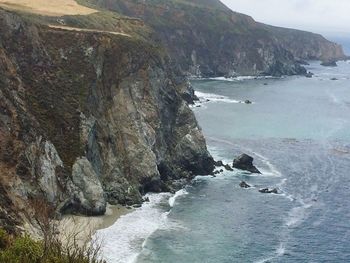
[214, 160, 224, 167]
[232, 154, 261, 174]
[305, 72, 313, 78]
[239, 181, 251, 188]
[259, 188, 278, 194]
[224, 164, 234, 171]
[321, 60, 337, 67]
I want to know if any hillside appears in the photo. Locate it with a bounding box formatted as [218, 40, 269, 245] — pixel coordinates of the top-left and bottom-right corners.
[0, 0, 347, 234]
[81, 0, 346, 77]
[0, 7, 213, 232]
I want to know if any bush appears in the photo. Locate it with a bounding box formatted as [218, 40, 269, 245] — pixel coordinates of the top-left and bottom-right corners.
[0, 229, 105, 263]
[0, 234, 43, 263]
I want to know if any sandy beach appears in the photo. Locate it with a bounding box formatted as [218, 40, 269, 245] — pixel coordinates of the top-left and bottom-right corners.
[58, 204, 131, 247]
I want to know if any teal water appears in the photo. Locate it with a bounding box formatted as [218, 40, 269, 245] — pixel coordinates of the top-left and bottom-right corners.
[96, 61, 350, 263]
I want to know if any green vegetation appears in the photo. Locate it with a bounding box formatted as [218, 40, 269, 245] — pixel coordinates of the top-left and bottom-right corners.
[0, 228, 105, 263]
[0, 200, 105, 263]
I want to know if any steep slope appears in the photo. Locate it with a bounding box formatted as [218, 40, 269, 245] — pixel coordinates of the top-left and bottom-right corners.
[263, 25, 345, 61]
[82, 0, 346, 77]
[0, 9, 213, 229]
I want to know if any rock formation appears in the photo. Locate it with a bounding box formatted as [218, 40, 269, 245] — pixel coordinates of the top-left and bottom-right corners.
[0, 0, 347, 232]
[88, 0, 347, 77]
[232, 154, 261, 174]
[259, 188, 278, 194]
[239, 181, 251, 189]
[0, 9, 213, 229]
[321, 60, 338, 67]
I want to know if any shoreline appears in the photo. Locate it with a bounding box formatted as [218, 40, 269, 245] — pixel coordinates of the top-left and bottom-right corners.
[58, 204, 131, 247]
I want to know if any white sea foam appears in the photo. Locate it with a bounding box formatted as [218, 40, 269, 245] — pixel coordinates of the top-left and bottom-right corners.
[206, 138, 283, 178]
[254, 243, 286, 263]
[94, 193, 171, 263]
[168, 189, 188, 207]
[285, 202, 312, 228]
[251, 151, 282, 177]
[195, 91, 242, 104]
[207, 75, 275, 82]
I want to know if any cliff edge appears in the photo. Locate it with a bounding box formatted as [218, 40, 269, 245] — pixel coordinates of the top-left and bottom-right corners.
[83, 0, 346, 77]
[0, 9, 213, 230]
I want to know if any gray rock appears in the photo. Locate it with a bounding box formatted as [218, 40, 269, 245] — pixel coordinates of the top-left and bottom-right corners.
[259, 188, 278, 194]
[239, 181, 251, 188]
[224, 164, 234, 171]
[214, 160, 224, 167]
[71, 157, 106, 215]
[321, 60, 337, 67]
[305, 72, 313, 78]
[232, 154, 261, 174]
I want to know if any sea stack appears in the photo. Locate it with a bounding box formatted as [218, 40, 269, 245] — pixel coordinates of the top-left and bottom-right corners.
[232, 154, 261, 174]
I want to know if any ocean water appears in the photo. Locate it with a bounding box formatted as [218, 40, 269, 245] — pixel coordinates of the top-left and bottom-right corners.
[95, 61, 350, 263]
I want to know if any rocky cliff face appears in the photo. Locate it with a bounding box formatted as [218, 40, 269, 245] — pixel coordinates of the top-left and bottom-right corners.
[0, 9, 213, 229]
[264, 25, 346, 61]
[84, 0, 346, 77]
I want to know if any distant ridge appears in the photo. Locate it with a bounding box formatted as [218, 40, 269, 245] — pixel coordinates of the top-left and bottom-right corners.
[80, 0, 346, 77]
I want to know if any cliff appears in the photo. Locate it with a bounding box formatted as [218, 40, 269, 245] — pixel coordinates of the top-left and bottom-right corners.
[0, 9, 213, 230]
[0, 0, 347, 232]
[82, 0, 346, 77]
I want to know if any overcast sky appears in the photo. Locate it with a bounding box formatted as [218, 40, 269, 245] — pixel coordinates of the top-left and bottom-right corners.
[220, 0, 350, 36]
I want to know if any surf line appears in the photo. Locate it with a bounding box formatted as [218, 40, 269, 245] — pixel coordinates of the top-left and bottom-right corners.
[206, 136, 282, 177]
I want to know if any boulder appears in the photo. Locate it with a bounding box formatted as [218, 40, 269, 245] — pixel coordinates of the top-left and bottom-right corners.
[232, 154, 261, 174]
[239, 181, 251, 188]
[224, 164, 233, 171]
[321, 60, 337, 67]
[214, 160, 224, 167]
[305, 72, 313, 78]
[259, 188, 278, 194]
[71, 157, 106, 216]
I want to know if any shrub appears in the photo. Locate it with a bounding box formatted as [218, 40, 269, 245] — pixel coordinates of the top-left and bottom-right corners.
[0, 228, 106, 263]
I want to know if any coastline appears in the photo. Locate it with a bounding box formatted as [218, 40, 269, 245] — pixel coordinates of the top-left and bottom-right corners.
[58, 204, 131, 247]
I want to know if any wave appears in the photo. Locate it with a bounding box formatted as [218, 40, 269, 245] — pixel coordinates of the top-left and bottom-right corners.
[285, 201, 312, 228]
[250, 151, 282, 177]
[195, 91, 242, 104]
[169, 189, 188, 208]
[94, 193, 171, 263]
[254, 243, 286, 263]
[206, 137, 283, 177]
[207, 75, 275, 82]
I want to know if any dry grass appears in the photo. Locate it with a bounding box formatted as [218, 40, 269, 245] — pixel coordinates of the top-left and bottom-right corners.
[0, 0, 98, 16]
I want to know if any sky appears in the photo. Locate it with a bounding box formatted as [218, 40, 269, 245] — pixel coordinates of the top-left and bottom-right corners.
[220, 0, 350, 36]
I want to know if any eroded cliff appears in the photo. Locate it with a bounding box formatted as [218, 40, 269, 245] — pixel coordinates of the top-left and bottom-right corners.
[82, 0, 346, 77]
[0, 9, 213, 230]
